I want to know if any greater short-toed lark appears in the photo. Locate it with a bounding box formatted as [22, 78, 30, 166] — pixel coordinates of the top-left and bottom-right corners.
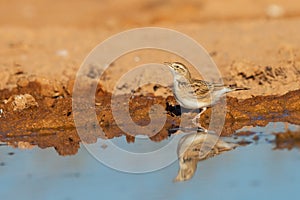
[174, 132, 239, 182]
[165, 62, 249, 129]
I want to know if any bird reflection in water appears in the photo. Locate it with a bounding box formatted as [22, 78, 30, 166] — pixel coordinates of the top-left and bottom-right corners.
[174, 131, 239, 182]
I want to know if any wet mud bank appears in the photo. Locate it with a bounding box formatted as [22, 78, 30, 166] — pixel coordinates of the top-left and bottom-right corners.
[0, 80, 300, 155]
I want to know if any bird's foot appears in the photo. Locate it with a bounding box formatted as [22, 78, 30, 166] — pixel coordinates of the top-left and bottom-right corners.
[197, 125, 208, 133]
[191, 116, 198, 127]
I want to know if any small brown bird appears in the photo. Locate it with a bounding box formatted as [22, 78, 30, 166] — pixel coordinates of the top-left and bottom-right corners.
[165, 62, 249, 128]
[174, 132, 239, 182]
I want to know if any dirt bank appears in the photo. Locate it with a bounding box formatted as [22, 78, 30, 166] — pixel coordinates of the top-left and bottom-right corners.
[0, 80, 299, 155]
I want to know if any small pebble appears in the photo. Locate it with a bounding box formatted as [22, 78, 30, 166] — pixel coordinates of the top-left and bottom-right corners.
[56, 49, 69, 57]
[252, 135, 259, 141]
[266, 4, 285, 18]
[101, 143, 108, 149]
[9, 94, 38, 111]
[16, 77, 29, 87]
[134, 56, 140, 62]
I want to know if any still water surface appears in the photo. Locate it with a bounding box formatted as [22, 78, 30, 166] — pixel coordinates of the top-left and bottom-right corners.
[1, 122, 300, 200]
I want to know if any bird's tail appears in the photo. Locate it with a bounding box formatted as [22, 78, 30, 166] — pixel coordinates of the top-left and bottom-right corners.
[228, 85, 250, 91]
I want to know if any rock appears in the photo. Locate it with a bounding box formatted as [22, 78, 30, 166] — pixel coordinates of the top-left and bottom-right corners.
[16, 77, 29, 87]
[6, 94, 38, 111]
[56, 49, 69, 57]
[17, 141, 34, 149]
[0, 109, 3, 118]
[266, 4, 285, 18]
[35, 77, 64, 97]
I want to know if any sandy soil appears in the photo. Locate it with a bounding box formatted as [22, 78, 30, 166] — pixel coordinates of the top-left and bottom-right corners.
[1, 0, 300, 96]
[1, 0, 300, 153]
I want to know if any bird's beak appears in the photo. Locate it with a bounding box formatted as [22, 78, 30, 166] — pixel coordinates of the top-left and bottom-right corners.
[163, 62, 172, 69]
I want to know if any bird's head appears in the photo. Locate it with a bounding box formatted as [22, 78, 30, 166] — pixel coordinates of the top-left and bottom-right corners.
[164, 62, 191, 80]
[173, 156, 197, 182]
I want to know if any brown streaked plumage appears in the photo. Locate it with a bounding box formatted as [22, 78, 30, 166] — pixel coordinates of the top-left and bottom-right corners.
[174, 132, 239, 182]
[165, 62, 249, 128]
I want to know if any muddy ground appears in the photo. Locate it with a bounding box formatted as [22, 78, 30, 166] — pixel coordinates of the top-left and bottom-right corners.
[0, 80, 299, 155]
[1, 0, 300, 155]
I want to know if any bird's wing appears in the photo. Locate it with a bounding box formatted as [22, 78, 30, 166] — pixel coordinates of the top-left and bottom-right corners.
[195, 79, 228, 90]
[189, 79, 214, 97]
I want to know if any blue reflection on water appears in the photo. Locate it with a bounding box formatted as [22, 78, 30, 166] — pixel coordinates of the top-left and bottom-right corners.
[0, 122, 300, 200]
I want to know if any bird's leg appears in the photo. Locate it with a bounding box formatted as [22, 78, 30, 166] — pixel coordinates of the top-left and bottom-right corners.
[192, 107, 207, 132]
[191, 107, 207, 125]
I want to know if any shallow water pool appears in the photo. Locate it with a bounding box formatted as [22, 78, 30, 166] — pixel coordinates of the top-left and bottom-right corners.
[1, 122, 300, 200]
